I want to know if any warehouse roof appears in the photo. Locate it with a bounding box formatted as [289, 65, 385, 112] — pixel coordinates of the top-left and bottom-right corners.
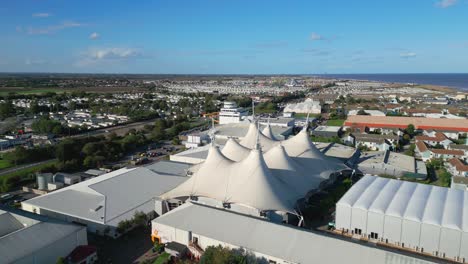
[0, 206, 85, 263]
[337, 176, 468, 231]
[345, 115, 468, 132]
[145, 160, 192, 176]
[22, 167, 187, 226]
[153, 202, 435, 264]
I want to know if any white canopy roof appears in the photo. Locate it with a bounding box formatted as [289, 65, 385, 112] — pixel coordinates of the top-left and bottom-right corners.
[221, 138, 251, 162]
[163, 124, 348, 214]
[239, 122, 277, 150]
[262, 124, 278, 140]
[264, 144, 322, 195]
[283, 129, 347, 179]
[162, 146, 300, 213]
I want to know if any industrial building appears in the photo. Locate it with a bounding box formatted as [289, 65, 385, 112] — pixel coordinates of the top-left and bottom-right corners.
[152, 202, 436, 264]
[22, 166, 188, 237]
[0, 206, 88, 264]
[335, 175, 468, 262]
[345, 115, 468, 132]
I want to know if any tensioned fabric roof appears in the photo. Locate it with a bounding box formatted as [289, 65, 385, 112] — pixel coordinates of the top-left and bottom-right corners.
[262, 124, 278, 141]
[221, 138, 251, 162]
[162, 145, 300, 213]
[337, 175, 468, 232]
[283, 128, 347, 179]
[163, 123, 348, 213]
[239, 122, 277, 150]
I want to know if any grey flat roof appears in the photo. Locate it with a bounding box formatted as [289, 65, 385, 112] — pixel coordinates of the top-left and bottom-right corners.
[358, 151, 417, 173]
[0, 207, 85, 263]
[23, 167, 188, 226]
[153, 203, 435, 264]
[314, 126, 342, 132]
[145, 161, 192, 177]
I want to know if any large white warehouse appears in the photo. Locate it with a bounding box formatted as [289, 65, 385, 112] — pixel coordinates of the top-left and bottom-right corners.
[336, 175, 468, 263]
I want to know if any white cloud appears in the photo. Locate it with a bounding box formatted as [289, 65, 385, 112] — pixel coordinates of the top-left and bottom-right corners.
[90, 48, 139, 60]
[436, 0, 458, 8]
[89, 32, 100, 40]
[27, 21, 85, 35]
[400, 52, 417, 58]
[25, 59, 47, 65]
[32, 13, 51, 18]
[76, 47, 142, 66]
[310, 32, 324, 41]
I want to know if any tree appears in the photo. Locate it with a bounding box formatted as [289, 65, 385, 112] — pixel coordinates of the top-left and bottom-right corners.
[0, 101, 15, 119]
[405, 124, 415, 137]
[357, 109, 369, 115]
[172, 137, 181, 145]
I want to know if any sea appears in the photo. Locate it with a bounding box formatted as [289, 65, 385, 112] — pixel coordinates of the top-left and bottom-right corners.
[313, 73, 468, 91]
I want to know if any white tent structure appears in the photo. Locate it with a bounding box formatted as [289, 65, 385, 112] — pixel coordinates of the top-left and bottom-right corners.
[239, 122, 277, 150]
[283, 127, 347, 179]
[221, 138, 251, 162]
[162, 145, 300, 214]
[263, 144, 321, 195]
[336, 175, 468, 261]
[162, 119, 349, 219]
[262, 123, 278, 141]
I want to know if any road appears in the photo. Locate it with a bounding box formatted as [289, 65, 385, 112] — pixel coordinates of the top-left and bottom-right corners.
[0, 159, 56, 176]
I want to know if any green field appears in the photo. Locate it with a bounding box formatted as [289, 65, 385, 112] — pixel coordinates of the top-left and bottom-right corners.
[0, 159, 12, 170]
[0, 160, 57, 193]
[294, 113, 321, 118]
[0, 88, 65, 96]
[326, 119, 345, 126]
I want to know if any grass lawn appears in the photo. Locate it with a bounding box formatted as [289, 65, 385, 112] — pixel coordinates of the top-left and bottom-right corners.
[294, 113, 321, 118]
[0, 88, 64, 96]
[0, 160, 57, 192]
[153, 252, 171, 264]
[326, 119, 345, 126]
[0, 159, 12, 170]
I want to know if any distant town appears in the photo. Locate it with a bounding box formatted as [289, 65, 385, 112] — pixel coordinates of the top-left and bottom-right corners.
[1, 74, 468, 264]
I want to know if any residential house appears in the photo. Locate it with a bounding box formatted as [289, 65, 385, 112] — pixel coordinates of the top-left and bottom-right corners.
[446, 158, 468, 177]
[415, 132, 452, 149]
[352, 133, 400, 151]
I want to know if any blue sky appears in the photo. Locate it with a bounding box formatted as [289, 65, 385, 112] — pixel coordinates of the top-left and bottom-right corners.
[0, 0, 467, 74]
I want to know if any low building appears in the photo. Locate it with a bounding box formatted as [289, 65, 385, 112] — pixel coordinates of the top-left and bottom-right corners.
[311, 126, 342, 138]
[336, 175, 468, 262]
[152, 202, 436, 264]
[0, 206, 88, 264]
[452, 176, 468, 191]
[447, 158, 468, 177]
[66, 245, 98, 264]
[351, 133, 400, 151]
[415, 141, 431, 161]
[347, 109, 386, 117]
[356, 151, 427, 179]
[415, 132, 452, 149]
[430, 148, 465, 161]
[22, 167, 188, 237]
